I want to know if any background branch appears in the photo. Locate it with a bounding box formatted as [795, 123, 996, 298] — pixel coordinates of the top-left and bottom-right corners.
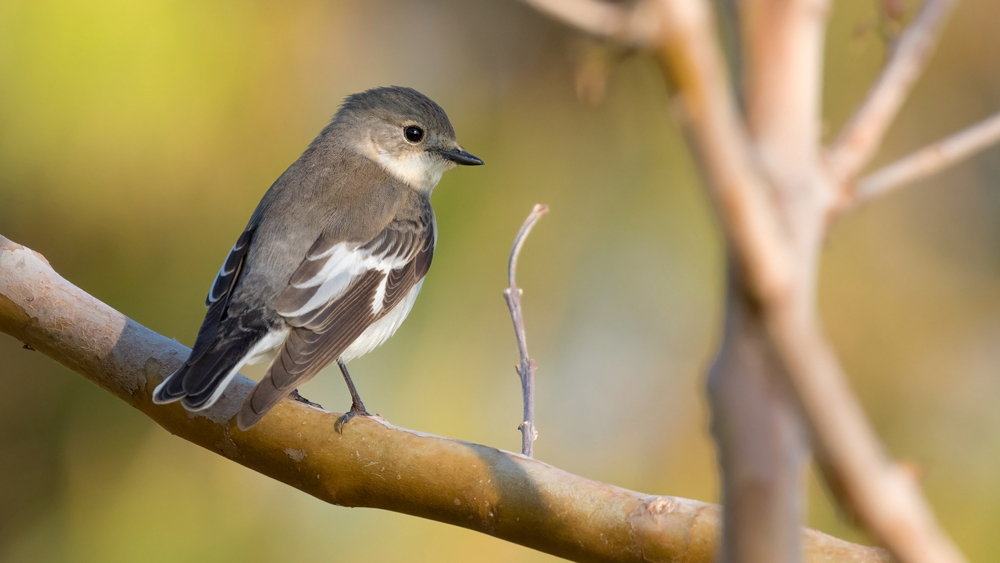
[854, 110, 1000, 204]
[764, 286, 967, 563]
[651, 0, 794, 304]
[0, 234, 890, 563]
[827, 0, 959, 183]
[707, 0, 833, 560]
[522, 1, 969, 562]
[503, 204, 548, 458]
[519, 0, 660, 47]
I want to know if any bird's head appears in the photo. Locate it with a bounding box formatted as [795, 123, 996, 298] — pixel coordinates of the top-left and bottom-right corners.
[334, 86, 483, 193]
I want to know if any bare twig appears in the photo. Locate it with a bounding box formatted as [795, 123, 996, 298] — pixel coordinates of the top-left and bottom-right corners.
[0, 234, 893, 563]
[827, 0, 959, 183]
[518, 0, 660, 47]
[854, 110, 1000, 204]
[503, 204, 548, 457]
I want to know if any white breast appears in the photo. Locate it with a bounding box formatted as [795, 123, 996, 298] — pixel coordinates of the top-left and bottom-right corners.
[341, 279, 424, 362]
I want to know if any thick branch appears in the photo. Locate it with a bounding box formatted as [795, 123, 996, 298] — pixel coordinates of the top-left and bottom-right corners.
[504, 204, 548, 457]
[854, 110, 1000, 204]
[826, 0, 959, 183]
[712, 1, 834, 561]
[708, 264, 809, 563]
[0, 234, 890, 563]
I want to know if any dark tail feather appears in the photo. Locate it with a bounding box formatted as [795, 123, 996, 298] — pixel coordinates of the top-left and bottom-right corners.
[152, 364, 191, 404]
[151, 335, 258, 411]
[181, 340, 253, 397]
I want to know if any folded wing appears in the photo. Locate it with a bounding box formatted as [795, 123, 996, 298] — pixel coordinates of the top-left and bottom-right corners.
[153, 227, 272, 409]
[236, 211, 434, 430]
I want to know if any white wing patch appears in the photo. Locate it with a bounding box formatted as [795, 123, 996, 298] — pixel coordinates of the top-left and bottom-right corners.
[276, 241, 413, 319]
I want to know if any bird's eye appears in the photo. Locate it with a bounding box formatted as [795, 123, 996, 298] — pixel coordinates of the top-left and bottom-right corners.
[403, 125, 424, 143]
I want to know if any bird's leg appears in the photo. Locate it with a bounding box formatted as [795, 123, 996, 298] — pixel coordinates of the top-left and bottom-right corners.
[336, 358, 370, 432]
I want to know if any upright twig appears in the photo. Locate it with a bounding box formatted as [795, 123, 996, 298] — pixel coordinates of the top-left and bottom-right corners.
[503, 204, 548, 457]
[827, 0, 959, 183]
[854, 110, 1000, 205]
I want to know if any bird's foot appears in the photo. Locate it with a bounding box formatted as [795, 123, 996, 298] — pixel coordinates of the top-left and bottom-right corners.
[290, 389, 324, 409]
[335, 401, 371, 434]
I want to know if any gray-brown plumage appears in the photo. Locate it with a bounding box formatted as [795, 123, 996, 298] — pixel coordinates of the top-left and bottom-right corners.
[153, 86, 482, 430]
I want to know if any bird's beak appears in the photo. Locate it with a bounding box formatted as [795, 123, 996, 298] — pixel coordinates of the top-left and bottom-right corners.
[436, 147, 484, 166]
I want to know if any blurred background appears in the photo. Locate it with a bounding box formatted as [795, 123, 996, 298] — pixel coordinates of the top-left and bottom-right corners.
[1, 0, 999, 561]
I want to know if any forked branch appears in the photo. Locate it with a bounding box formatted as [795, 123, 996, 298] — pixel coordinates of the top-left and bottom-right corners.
[827, 0, 959, 183]
[519, 0, 971, 562]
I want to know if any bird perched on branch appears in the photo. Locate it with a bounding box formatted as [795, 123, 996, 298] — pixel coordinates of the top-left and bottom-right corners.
[153, 86, 483, 430]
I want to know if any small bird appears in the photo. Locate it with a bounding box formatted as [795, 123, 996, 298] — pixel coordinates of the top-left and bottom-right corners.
[153, 86, 483, 430]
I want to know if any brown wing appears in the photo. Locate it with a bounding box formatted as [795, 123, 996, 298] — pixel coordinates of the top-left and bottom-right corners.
[236, 211, 434, 430]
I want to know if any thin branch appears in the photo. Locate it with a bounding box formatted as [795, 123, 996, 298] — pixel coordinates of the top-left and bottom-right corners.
[764, 301, 968, 563]
[518, 0, 661, 47]
[503, 204, 548, 458]
[854, 110, 1000, 204]
[651, 0, 795, 305]
[826, 0, 959, 183]
[524, 0, 795, 301]
[0, 234, 892, 563]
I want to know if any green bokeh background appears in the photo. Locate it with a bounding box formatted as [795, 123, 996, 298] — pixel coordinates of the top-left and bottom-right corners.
[2, 1, 999, 561]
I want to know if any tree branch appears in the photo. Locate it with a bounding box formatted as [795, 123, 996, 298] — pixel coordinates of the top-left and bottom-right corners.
[518, 0, 661, 47]
[764, 287, 967, 563]
[708, 0, 834, 560]
[651, 0, 796, 305]
[520, 1, 969, 562]
[503, 204, 548, 458]
[826, 0, 959, 184]
[854, 110, 1000, 204]
[0, 234, 891, 563]
[708, 263, 809, 563]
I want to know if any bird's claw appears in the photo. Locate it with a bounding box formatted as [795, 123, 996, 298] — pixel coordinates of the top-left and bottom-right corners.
[335, 402, 371, 434]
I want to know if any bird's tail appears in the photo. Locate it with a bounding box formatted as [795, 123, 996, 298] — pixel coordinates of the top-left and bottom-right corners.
[152, 337, 257, 412]
[152, 363, 190, 404]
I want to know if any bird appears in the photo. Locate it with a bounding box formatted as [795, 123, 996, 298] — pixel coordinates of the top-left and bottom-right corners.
[152, 86, 483, 431]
